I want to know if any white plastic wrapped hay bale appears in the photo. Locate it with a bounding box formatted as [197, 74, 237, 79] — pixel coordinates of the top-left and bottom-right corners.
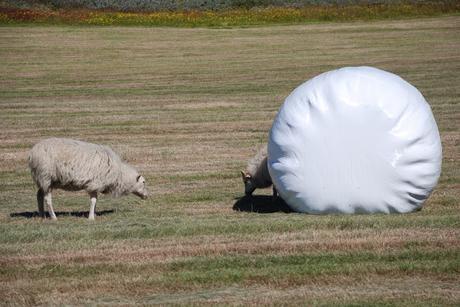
[268, 67, 442, 214]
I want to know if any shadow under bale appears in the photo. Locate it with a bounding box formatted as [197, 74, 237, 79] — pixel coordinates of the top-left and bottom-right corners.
[10, 209, 115, 219]
[233, 195, 293, 213]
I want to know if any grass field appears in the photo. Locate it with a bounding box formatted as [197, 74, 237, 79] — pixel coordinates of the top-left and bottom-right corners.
[0, 16, 459, 305]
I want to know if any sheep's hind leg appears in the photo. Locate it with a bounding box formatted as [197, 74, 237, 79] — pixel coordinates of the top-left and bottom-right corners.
[37, 189, 45, 218]
[88, 192, 97, 220]
[44, 191, 57, 220]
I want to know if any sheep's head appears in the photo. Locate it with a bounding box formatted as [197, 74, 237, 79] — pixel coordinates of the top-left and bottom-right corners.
[132, 175, 148, 199]
[241, 170, 256, 196]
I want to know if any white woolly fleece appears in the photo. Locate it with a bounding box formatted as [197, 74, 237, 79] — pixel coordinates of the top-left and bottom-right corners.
[29, 138, 140, 196]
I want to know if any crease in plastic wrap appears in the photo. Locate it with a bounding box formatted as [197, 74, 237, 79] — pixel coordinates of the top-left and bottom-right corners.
[268, 67, 442, 214]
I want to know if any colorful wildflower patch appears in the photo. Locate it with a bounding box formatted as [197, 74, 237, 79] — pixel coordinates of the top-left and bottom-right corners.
[0, 3, 459, 27]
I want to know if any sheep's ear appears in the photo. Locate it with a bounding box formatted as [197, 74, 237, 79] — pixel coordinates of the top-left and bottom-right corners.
[136, 175, 141, 182]
[241, 171, 251, 180]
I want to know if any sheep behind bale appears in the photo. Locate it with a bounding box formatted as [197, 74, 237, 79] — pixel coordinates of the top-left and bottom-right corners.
[28, 138, 148, 220]
[241, 145, 277, 198]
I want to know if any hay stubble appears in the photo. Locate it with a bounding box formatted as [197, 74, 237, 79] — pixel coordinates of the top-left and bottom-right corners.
[0, 16, 459, 305]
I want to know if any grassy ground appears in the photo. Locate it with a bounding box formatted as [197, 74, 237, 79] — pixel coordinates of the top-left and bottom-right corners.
[0, 16, 459, 305]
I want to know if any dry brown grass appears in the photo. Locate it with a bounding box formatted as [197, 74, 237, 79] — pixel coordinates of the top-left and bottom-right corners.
[1, 229, 458, 274]
[0, 16, 459, 305]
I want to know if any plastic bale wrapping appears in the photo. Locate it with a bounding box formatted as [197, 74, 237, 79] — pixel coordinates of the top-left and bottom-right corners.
[268, 67, 442, 214]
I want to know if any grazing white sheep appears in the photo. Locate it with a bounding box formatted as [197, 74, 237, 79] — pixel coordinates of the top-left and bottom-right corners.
[241, 145, 277, 198]
[28, 138, 148, 220]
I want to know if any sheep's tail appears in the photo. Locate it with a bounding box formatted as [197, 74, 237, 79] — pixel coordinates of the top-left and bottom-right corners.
[28, 144, 47, 190]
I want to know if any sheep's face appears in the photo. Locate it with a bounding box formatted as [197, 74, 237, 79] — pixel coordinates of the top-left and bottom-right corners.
[241, 171, 256, 196]
[132, 175, 148, 199]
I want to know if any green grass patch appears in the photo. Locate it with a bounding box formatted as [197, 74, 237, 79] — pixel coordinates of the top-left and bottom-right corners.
[167, 249, 460, 285]
[2, 211, 459, 245]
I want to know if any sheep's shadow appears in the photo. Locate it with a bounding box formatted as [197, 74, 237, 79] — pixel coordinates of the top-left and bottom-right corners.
[233, 195, 292, 213]
[10, 210, 115, 219]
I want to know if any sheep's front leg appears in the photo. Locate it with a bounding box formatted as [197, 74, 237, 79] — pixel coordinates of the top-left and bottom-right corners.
[272, 185, 278, 202]
[44, 191, 57, 220]
[89, 192, 97, 220]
